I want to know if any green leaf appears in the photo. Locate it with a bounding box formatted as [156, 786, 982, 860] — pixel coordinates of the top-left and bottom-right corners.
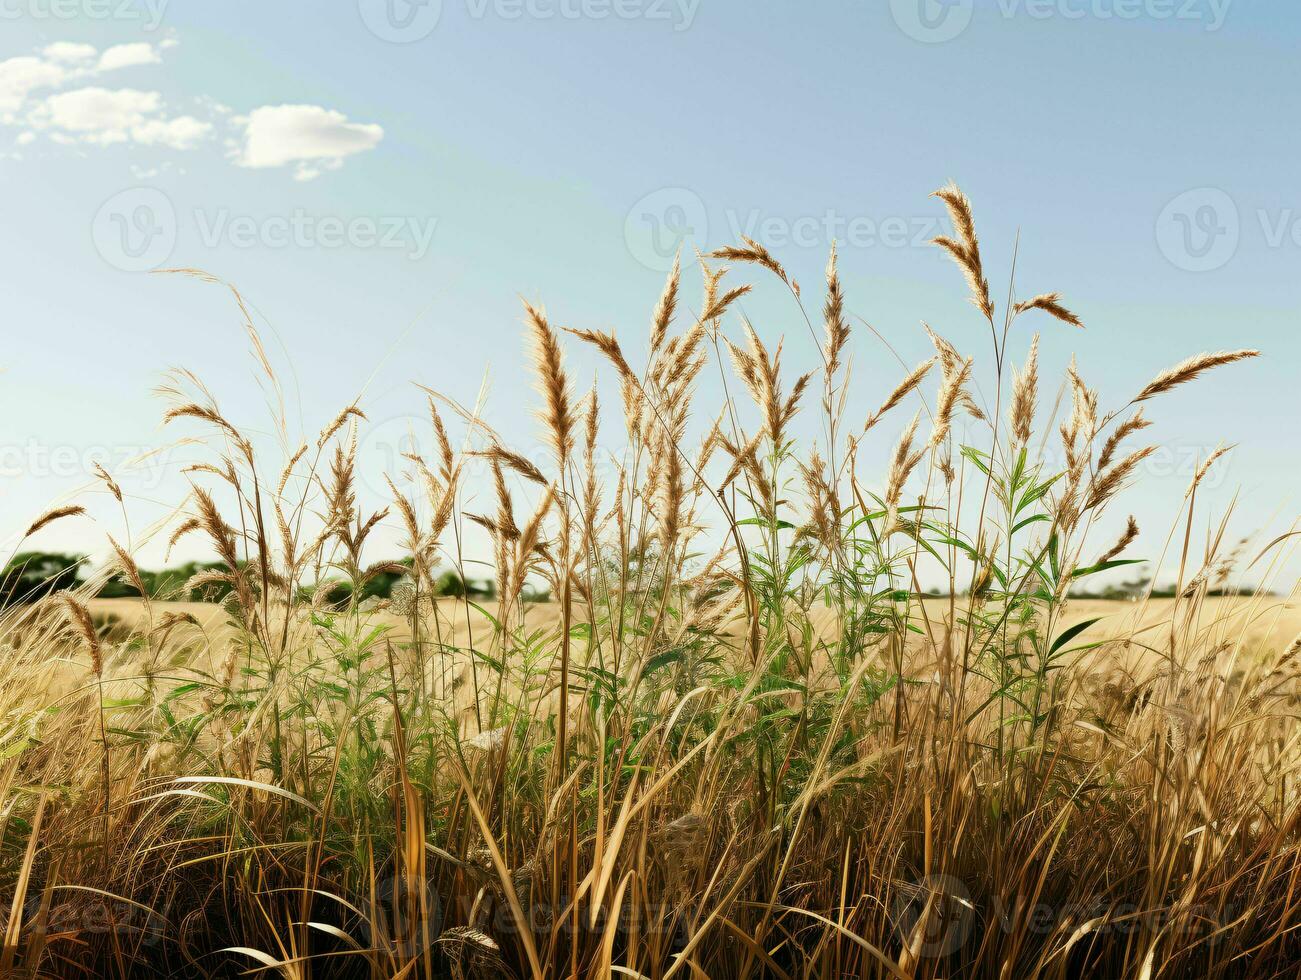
[1070, 558, 1146, 579]
[960, 445, 992, 475]
[1011, 513, 1050, 535]
[1049, 618, 1103, 656]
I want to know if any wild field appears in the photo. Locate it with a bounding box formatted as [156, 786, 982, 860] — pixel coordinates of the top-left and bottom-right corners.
[2, 184, 1299, 979]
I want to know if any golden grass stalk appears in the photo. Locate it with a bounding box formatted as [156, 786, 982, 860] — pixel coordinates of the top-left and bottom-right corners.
[822, 243, 850, 378]
[1012, 292, 1083, 328]
[711, 237, 793, 291]
[931, 181, 993, 321]
[649, 252, 681, 355]
[1097, 515, 1139, 564]
[1134, 349, 1259, 403]
[865, 358, 936, 434]
[1009, 333, 1039, 448]
[524, 300, 576, 468]
[22, 505, 86, 539]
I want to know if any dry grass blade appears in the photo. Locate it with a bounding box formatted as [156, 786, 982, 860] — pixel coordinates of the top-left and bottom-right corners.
[1097, 515, 1139, 564]
[523, 299, 575, 467]
[318, 405, 367, 447]
[1085, 444, 1157, 510]
[563, 326, 635, 381]
[650, 251, 681, 354]
[702, 283, 752, 322]
[91, 462, 123, 502]
[823, 243, 850, 376]
[57, 591, 102, 676]
[1134, 349, 1259, 402]
[23, 505, 85, 539]
[1013, 292, 1084, 328]
[864, 358, 935, 433]
[1010, 334, 1039, 447]
[4, 182, 1292, 980]
[711, 237, 793, 290]
[474, 445, 547, 486]
[931, 181, 993, 321]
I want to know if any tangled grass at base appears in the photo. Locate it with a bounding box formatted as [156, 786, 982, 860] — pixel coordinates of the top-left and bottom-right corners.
[2, 185, 1297, 979]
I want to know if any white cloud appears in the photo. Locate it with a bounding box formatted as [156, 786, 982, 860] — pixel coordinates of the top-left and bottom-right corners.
[43, 42, 97, 64]
[1, 41, 165, 118]
[130, 114, 211, 149]
[2, 40, 377, 174]
[98, 43, 162, 72]
[30, 87, 161, 145]
[28, 87, 213, 150]
[234, 104, 383, 178]
[0, 55, 69, 114]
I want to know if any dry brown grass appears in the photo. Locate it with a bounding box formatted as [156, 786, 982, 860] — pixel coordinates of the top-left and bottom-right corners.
[1, 185, 1296, 979]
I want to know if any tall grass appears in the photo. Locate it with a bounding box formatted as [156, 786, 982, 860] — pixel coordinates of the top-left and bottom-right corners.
[2, 185, 1297, 979]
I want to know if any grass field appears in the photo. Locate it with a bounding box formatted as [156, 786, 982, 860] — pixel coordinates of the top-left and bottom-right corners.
[3, 184, 1298, 979]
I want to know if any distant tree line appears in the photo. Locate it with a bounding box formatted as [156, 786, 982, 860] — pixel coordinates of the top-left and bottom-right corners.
[0, 551, 493, 609]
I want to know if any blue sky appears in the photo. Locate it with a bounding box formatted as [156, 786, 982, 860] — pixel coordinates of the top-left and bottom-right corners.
[2, 0, 1297, 587]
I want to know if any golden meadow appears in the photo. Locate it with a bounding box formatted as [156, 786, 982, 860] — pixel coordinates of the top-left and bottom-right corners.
[1, 185, 1297, 979]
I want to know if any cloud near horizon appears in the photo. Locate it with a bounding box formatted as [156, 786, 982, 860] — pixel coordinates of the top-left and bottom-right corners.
[1, 39, 383, 177]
